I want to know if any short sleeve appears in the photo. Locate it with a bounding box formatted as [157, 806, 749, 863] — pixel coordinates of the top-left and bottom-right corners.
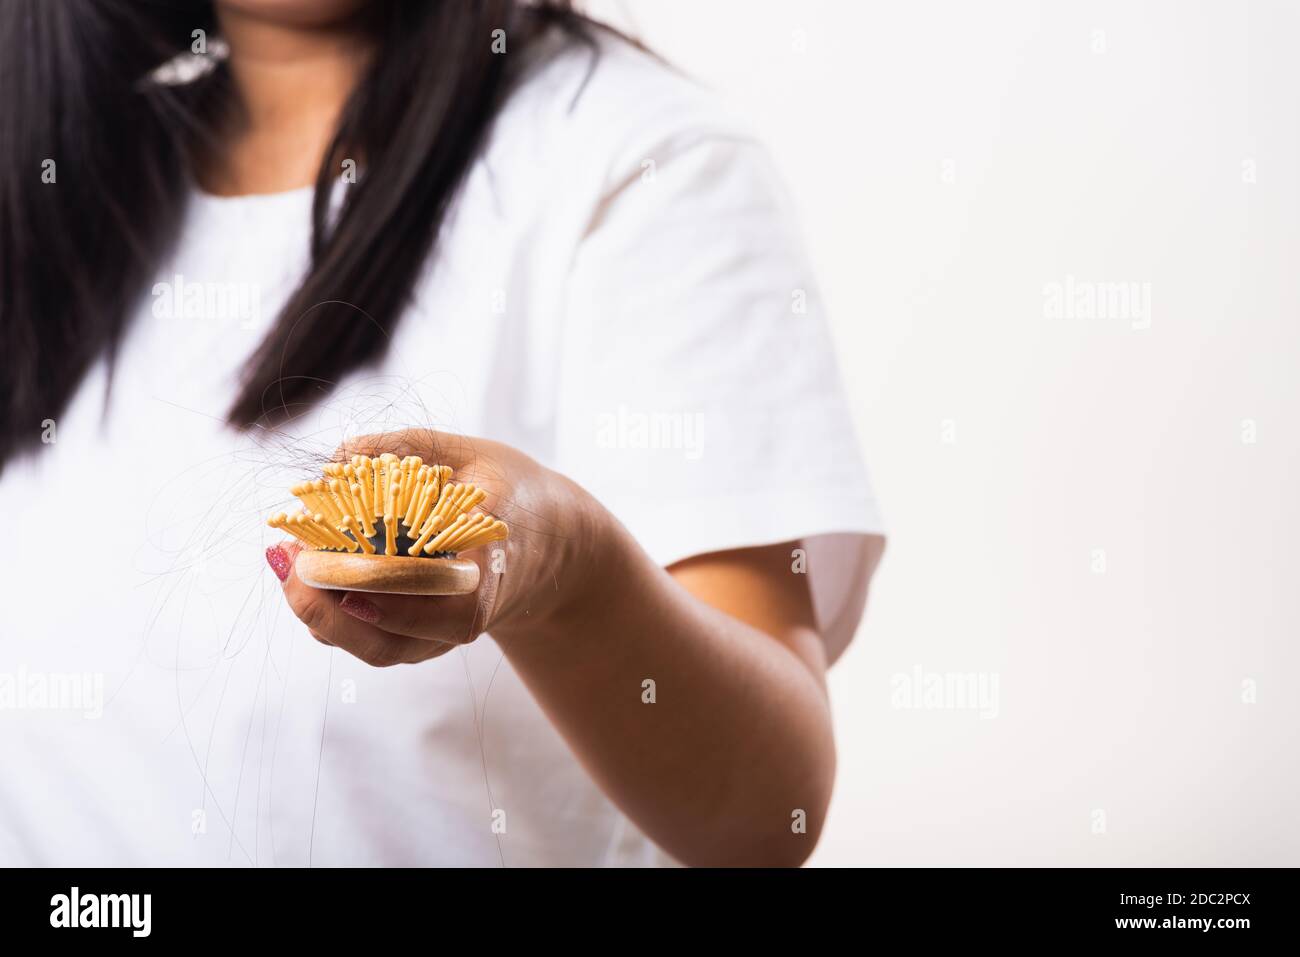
[554, 132, 884, 663]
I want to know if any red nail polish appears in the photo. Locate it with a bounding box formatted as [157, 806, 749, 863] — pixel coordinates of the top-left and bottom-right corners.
[265, 545, 291, 582]
[339, 593, 382, 624]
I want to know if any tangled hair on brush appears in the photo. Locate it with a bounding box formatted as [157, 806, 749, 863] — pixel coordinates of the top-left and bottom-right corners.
[0, 0, 600, 471]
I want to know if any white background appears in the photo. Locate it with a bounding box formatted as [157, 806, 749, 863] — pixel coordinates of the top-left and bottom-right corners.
[587, 0, 1300, 866]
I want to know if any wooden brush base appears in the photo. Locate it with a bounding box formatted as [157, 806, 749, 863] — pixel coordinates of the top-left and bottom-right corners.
[295, 550, 480, 596]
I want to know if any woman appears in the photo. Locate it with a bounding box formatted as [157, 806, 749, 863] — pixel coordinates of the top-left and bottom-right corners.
[0, 0, 883, 866]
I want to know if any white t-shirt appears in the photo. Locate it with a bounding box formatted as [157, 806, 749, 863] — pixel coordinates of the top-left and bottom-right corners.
[0, 36, 881, 866]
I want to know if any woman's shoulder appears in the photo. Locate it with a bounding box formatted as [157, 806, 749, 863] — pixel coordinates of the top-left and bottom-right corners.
[491, 27, 756, 187]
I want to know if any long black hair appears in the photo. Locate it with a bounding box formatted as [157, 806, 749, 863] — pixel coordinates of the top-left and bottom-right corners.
[0, 0, 592, 469]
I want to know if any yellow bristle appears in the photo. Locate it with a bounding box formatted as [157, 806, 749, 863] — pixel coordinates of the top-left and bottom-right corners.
[387, 476, 402, 529]
[384, 454, 401, 495]
[342, 478, 367, 522]
[283, 527, 316, 549]
[398, 457, 417, 514]
[305, 480, 339, 524]
[318, 479, 344, 518]
[454, 522, 493, 553]
[425, 514, 469, 553]
[410, 485, 435, 533]
[341, 515, 375, 555]
[456, 520, 508, 553]
[415, 495, 452, 543]
[349, 458, 371, 516]
[439, 485, 484, 528]
[407, 483, 454, 555]
[269, 454, 508, 562]
[358, 479, 377, 527]
[461, 515, 500, 549]
[285, 513, 312, 547]
[434, 515, 477, 552]
[326, 513, 361, 553]
[436, 483, 466, 519]
[327, 479, 355, 523]
[339, 468, 366, 519]
[398, 465, 419, 524]
[299, 513, 332, 550]
[384, 512, 397, 556]
[403, 462, 423, 522]
[271, 513, 295, 542]
[402, 465, 429, 524]
[429, 482, 463, 525]
[351, 483, 377, 537]
[309, 482, 338, 525]
[458, 487, 487, 517]
[422, 465, 440, 511]
[290, 513, 327, 549]
[428, 481, 456, 521]
[352, 486, 372, 528]
[292, 482, 321, 516]
[440, 513, 488, 551]
[406, 471, 440, 534]
[310, 512, 353, 551]
[328, 522, 356, 552]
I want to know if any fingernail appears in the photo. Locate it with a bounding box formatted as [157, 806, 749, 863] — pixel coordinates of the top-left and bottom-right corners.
[265, 545, 291, 582]
[339, 593, 382, 624]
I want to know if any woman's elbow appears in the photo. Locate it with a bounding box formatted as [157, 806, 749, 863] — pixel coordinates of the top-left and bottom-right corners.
[676, 761, 835, 868]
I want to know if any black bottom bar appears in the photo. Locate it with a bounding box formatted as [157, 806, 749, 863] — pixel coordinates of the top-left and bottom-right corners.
[0, 866, 1289, 945]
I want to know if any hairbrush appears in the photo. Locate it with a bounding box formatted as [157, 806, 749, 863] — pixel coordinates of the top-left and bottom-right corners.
[266, 452, 508, 596]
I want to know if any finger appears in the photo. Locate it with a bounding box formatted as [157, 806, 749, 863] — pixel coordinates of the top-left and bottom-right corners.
[335, 590, 487, 644]
[269, 541, 444, 667]
[335, 429, 485, 472]
[289, 579, 441, 667]
[265, 539, 305, 584]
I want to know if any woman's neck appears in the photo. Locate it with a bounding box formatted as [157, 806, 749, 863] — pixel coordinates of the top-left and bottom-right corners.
[198, 7, 374, 196]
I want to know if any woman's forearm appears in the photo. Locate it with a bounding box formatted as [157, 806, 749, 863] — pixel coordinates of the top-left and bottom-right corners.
[273, 434, 841, 865]
[493, 510, 836, 867]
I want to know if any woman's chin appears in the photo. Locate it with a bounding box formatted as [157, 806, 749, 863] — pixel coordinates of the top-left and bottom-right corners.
[216, 0, 375, 30]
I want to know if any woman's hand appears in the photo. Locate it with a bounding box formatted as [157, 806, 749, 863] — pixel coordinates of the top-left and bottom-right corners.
[265, 429, 870, 864]
[265, 429, 600, 666]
